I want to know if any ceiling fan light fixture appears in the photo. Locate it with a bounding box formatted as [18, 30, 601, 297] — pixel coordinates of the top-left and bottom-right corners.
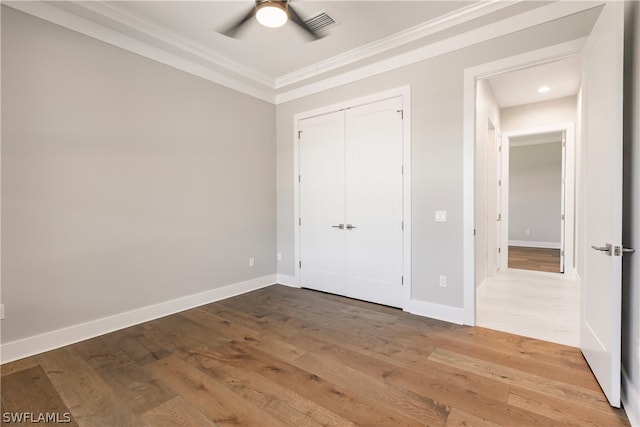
[256, 2, 288, 28]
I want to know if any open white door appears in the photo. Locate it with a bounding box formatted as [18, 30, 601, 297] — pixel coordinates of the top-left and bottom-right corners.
[560, 131, 566, 274]
[581, 2, 624, 408]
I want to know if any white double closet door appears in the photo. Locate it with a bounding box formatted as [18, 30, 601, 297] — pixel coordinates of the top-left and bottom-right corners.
[298, 97, 404, 308]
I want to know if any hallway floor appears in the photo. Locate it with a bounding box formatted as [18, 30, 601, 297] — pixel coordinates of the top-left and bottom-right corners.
[476, 269, 580, 347]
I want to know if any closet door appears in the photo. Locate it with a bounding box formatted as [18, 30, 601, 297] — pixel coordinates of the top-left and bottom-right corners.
[345, 97, 403, 307]
[298, 111, 346, 296]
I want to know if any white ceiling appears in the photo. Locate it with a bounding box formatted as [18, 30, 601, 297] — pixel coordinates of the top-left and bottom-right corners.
[487, 56, 583, 109]
[6, 1, 602, 103]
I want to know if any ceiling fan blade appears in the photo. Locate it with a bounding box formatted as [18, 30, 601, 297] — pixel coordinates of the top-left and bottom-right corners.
[220, 7, 256, 38]
[287, 4, 322, 40]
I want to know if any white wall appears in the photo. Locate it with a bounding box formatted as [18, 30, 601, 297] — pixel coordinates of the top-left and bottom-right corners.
[501, 95, 578, 132]
[475, 80, 501, 286]
[1, 7, 277, 344]
[509, 141, 563, 246]
[276, 11, 597, 309]
[622, 1, 640, 424]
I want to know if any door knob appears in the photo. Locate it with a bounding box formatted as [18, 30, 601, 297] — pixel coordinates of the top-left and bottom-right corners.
[331, 224, 344, 229]
[346, 224, 357, 230]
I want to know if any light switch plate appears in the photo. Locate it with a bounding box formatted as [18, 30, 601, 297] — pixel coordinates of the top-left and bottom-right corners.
[435, 211, 447, 222]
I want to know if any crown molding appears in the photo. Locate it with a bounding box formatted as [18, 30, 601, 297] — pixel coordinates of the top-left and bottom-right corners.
[274, 0, 517, 90]
[3, 1, 276, 103]
[5, 1, 600, 106]
[275, 2, 597, 104]
[68, 1, 275, 89]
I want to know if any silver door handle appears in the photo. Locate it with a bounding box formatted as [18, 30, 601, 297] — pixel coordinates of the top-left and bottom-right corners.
[346, 224, 357, 230]
[591, 244, 636, 256]
[591, 243, 613, 255]
[331, 224, 344, 229]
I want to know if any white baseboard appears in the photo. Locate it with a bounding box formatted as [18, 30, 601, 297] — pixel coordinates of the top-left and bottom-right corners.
[1, 274, 277, 364]
[276, 274, 299, 288]
[622, 367, 640, 427]
[509, 240, 561, 249]
[404, 299, 465, 325]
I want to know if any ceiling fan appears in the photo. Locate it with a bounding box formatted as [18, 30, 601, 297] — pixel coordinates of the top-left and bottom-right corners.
[220, 0, 322, 40]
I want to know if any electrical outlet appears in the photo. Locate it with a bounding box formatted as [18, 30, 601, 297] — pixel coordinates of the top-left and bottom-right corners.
[249, 257, 255, 267]
[0, 304, 5, 320]
[439, 275, 447, 287]
[277, 253, 282, 261]
[435, 211, 447, 222]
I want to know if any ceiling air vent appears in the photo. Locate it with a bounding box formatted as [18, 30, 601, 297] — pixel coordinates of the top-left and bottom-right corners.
[304, 11, 337, 33]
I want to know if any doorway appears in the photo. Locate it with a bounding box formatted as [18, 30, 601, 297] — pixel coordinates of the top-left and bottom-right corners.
[472, 57, 581, 347]
[504, 128, 574, 275]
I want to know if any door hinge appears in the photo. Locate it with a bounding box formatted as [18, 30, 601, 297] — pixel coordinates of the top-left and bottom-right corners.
[498, 179, 502, 186]
[561, 250, 565, 256]
[498, 247, 501, 254]
[397, 110, 403, 119]
[401, 276, 404, 285]
[402, 221, 404, 231]
[298, 130, 302, 139]
[498, 145, 502, 153]
[299, 261, 302, 268]
[561, 214, 565, 220]
[299, 218, 302, 226]
[298, 174, 301, 183]
[401, 165, 404, 175]
[497, 214, 501, 221]
[473, 229, 476, 236]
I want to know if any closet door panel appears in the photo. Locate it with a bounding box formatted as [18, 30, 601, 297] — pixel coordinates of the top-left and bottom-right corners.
[345, 97, 403, 307]
[298, 111, 346, 295]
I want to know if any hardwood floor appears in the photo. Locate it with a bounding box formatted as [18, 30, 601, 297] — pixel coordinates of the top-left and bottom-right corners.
[508, 246, 562, 273]
[1, 285, 629, 426]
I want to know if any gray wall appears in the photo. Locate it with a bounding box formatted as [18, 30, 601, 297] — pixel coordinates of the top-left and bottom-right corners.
[276, 11, 598, 308]
[1, 7, 276, 343]
[508, 142, 562, 245]
[622, 0, 640, 421]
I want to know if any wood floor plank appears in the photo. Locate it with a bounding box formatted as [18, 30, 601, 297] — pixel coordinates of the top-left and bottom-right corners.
[444, 408, 503, 427]
[0, 365, 78, 426]
[141, 396, 217, 427]
[0, 285, 629, 426]
[293, 349, 451, 426]
[508, 246, 561, 273]
[417, 327, 600, 391]
[145, 355, 289, 426]
[37, 347, 143, 426]
[209, 340, 424, 426]
[429, 347, 609, 408]
[73, 346, 176, 413]
[508, 386, 630, 426]
[1, 356, 39, 377]
[179, 343, 354, 426]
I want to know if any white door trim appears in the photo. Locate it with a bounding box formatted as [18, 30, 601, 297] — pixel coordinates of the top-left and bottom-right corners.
[501, 123, 576, 278]
[463, 39, 586, 325]
[293, 86, 412, 307]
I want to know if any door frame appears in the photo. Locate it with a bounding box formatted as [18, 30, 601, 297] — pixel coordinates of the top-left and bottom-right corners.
[292, 86, 412, 307]
[501, 123, 576, 278]
[462, 39, 585, 325]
